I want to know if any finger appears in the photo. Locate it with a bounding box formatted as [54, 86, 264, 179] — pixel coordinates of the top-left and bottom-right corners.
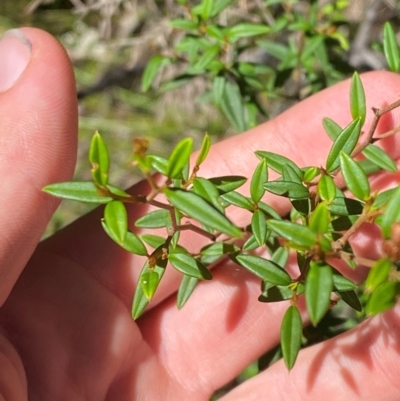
[44, 70, 400, 308]
[220, 305, 400, 401]
[0, 28, 77, 304]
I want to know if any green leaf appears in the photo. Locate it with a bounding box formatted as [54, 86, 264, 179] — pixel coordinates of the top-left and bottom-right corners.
[325, 118, 362, 172]
[255, 151, 303, 179]
[339, 152, 370, 200]
[227, 23, 270, 43]
[169, 252, 212, 280]
[43, 181, 113, 203]
[209, 176, 247, 193]
[165, 189, 242, 238]
[259, 284, 301, 303]
[271, 247, 289, 268]
[192, 45, 220, 71]
[220, 191, 254, 210]
[336, 290, 362, 312]
[362, 144, 397, 173]
[322, 117, 342, 141]
[140, 271, 161, 300]
[211, 0, 235, 16]
[349, 72, 366, 125]
[305, 262, 333, 326]
[89, 131, 110, 186]
[309, 202, 330, 234]
[366, 281, 400, 316]
[166, 138, 193, 179]
[103, 200, 128, 243]
[193, 177, 224, 213]
[135, 209, 171, 229]
[141, 55, 169, 92]
[132, 258, 167, 319]
[365, 258, 393, 293]
[281, 305, 302, 370]
[169, 19, 199, 30]
[139, 234, 165, 249]
[380, 186, 400, 238]
[263, 181, 309, 199]
[328, 197, 364, 216]
[250, 159, 268, 203]
[213, 76, 226, 105]
[242, 234, 259, 251]
[267, 220, 317, 248]
[200, 0, 214, 19]
[200, 242, 239, 264]
[220, 81, 248, 132]
[318, 175, 336, 203]
[332, 271, 357, 292]
[383, 22, 400, 73]
[177, 275, 199, 309]
[251, 209, 268, 246]
[303, 166, 321, 183]
[195, 133, 211, 166]
[147, 154, 168, 175]
[235, 254, 291, 285]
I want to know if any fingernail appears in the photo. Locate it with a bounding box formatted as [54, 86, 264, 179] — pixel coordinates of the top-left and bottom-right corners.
[0, 29, 32, 93]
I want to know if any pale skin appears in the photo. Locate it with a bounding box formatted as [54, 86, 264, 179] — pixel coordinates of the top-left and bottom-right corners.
[0, 27, 400, 401]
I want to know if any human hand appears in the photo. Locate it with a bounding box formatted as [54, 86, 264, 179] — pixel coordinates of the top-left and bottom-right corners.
[0, 28, 400, 401]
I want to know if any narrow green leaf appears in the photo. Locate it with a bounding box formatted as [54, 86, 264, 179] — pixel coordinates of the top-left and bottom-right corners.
[139, 234, 165, 249]
[318, 175, 336, 203]
[220, 191, 254, 210]
[200, 242, 239, 264]
[89, 131, 110, 186]
[192, 45, 220, 71]
[340, 152, 370, 200]
[213, 76, 226, 105]
[135, 209, 171, 229]
[366, 281, 400, 316]
[220, 80, 248, 132]
[336, 290, 362, 312]
[256, 151, 303, 179]
[362, 144, 397, 173]
[193, 177, 224, 213]
[305, 262, 333, 325]
[104, 200, 128, 243]
[328, 197, 364, 216]
[259, 285, 301, 303]
[211, 0, 235, 16]
[303, 166, 321, 183]
[365, 258, 393, 293]
[263, 181, 309, 199]
[209, 176, 247, 193]
[258, 201, 282, 219]
[195, 133, 211, 166]
[43, 181, 113, 203]
[169, 252, 212, 280]
[380, 186, 400, 238]
[235, 254, 291, 285]
[325, 118, 362, 172]
[332, 271, 357, 292]
[383, 22, 400, 72]
[281, 305, 302, 370]
[267, 219, 317, 248]
[132, 257, 167, 319]
[169, 19, 199, 30]
[251, 209, 268, 246]
[177, 275, 199, 309]
[140, 271, 161, 300]
[250, 159, 268, 203]
[322, 117, 342, 141]
[309, 202, 330, 234]
[227, 23, 270, 43]
[242, 234, 259, 251]
[282, 165, 302, 184]
[147, 154, 168, 175]
[141, 55, 169, 92]
[201, 0, 214, 19]
[349, 72, 366, 125]
[166, 138, 193, 179]
[271, 247, 289, 268]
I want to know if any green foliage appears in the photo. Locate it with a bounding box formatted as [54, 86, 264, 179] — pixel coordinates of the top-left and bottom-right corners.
[44, 29, 400, 375]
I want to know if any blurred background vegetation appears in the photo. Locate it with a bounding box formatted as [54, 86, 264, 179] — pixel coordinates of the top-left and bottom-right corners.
[1, 1, 400, 397]
[0, 0, 399, 234]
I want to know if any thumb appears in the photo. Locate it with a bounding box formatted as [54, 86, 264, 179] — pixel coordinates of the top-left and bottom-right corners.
[0, 28, 77, 304]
